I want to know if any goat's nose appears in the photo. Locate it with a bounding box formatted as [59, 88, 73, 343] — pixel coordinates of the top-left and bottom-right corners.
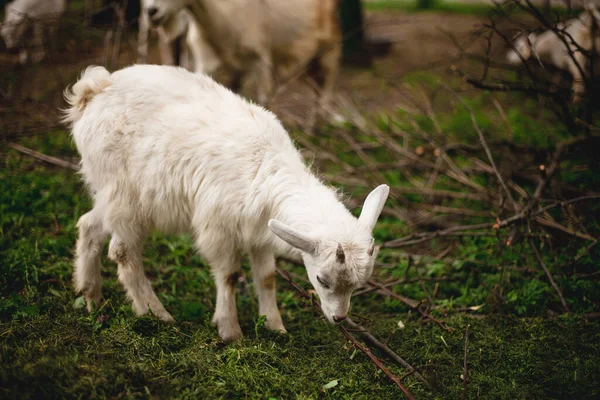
[147, 7, 159, 18]
[333, 315, 347, 323]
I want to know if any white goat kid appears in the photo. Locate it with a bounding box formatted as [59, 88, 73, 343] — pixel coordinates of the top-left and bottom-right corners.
[1, 0, 65, 64]
[507, 6, 600, 102]
[63, 65, 389, 342]
[141, 0, 340, 113]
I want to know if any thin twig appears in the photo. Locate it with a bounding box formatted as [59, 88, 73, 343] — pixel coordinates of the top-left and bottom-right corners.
[338, 326, 415, 399]
[382, 195, 600, 248]
[353, 276, 454, 297]
[461, 324, 471, 400]
[367, 279, 452, 331]
[7, 142, 79, 171]
[529, 238, 570, 313]
[344, 317, 430, 388]
[442, 83, 519, 212]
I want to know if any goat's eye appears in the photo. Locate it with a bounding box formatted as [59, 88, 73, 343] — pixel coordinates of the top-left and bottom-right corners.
[316, 275, 329, 289]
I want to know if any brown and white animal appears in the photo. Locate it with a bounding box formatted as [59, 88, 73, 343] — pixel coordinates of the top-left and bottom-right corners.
[507, 5, 600, 102]
[141, 0, 341, 114]
[1, 0, 65, 64]
[63, 64, 389, 342]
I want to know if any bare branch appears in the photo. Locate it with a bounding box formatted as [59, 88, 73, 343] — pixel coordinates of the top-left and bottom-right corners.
[529, 237, 570, 313]
[7, 142, 79, 171]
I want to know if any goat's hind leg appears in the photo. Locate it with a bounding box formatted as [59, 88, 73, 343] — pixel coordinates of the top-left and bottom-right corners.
[74, 210, 108, 312]
[108, 234, 174, 322]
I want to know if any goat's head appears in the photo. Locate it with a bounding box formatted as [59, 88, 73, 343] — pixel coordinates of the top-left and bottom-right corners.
[268, 185, 389, 324]
[143, 0, 190, 27]
[507, 32, 538, 65]
[1, 7, 27, 50]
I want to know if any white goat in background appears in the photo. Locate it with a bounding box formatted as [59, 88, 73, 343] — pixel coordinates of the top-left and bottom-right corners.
[137, 0, 220, 74]
[1, 0, 65, 64]
[63, 64, 389, 342]
[141, 0, 340, 113]
[507, 4, 600, 102]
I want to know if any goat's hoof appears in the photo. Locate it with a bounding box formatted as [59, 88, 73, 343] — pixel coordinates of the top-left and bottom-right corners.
[83, 292, 103, 313]
[265, 320, 287, 333]
[155, 310, 176, 323]
[218, 325, 243, 342]
[213, 317, 243, 342]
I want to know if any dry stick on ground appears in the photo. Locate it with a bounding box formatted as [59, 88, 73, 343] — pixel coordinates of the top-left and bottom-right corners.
[373, 119, 489, 197]
[529, 238, 570, 313]
[343, 317, 431, 389]
[337, 325, 415, 400]
[353, 276, 455, 297]
[367, 279, 452, 331]
[534, 216, 597, 242]
[7, 142, 79, 171]
[492, 97, 514, 143]
[412, 88, 485, 194]
[562, 240, 599, 270]
[275, 267, 417, 398]
[382, 194, 600, 248]
[461, 324, 471, 400]
[442, 83, 519, 213]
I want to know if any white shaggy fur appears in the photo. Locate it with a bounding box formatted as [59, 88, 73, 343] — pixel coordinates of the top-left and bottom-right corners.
[63, 64, 389, 342]
[507, 5, 600, 102]
[142, 0, 340, 112]
[1, 0, 65, 64]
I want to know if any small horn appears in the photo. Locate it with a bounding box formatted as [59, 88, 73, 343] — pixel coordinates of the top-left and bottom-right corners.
[336, 243, 345, 263]
[367, 239, 375, 256]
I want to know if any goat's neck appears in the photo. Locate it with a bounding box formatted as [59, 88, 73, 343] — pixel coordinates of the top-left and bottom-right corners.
[186, 1, 235, 45]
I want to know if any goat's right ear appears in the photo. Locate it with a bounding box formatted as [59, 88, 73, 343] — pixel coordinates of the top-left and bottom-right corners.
[358, 184, 390, 231]
[268, 219, 317, 254]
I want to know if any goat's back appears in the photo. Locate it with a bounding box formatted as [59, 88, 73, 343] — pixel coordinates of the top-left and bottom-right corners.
[5, 0, 66, 19]
[71, 64, 304, 235]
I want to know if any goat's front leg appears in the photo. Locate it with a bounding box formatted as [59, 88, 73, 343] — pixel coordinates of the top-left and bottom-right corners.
[317, 43, 342, 122]
[186, 22, 221, 76]
[209, 253, 243, 342]
[568, 54, 587, 103]
[252, 55, 274, 106]
[249, 249, 286, 332]
[30, 22, 46, 63]
[137, 8, 150, 63]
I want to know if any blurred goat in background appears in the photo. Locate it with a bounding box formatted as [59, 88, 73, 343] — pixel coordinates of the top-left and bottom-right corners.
[141, 0, 341, 117]
[1, 0, 65, 64]
[137, 0, 220, 75]
[507, 2, 600, 102]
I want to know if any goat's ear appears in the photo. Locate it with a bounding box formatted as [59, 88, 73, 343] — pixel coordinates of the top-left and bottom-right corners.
[268, 219, 317, 254]
[358, 184, 390, 231]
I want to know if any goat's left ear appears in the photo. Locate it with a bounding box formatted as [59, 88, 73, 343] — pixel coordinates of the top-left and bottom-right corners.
[268, 219, 318, 254]
[358, 184, 390, 231]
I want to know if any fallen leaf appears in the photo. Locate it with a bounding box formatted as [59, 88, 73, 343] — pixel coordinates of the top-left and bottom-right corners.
[323, 379, 339, 390]
[73, 296, 86, 310]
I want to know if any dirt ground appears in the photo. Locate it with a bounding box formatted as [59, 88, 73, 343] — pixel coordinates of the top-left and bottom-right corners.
[0, 10, 486, 137]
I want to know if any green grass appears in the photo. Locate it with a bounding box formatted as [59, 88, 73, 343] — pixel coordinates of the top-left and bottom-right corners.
[2, 76, 600, 399]
[364, 0, 583, 17]
[365, 0, 498, 16]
